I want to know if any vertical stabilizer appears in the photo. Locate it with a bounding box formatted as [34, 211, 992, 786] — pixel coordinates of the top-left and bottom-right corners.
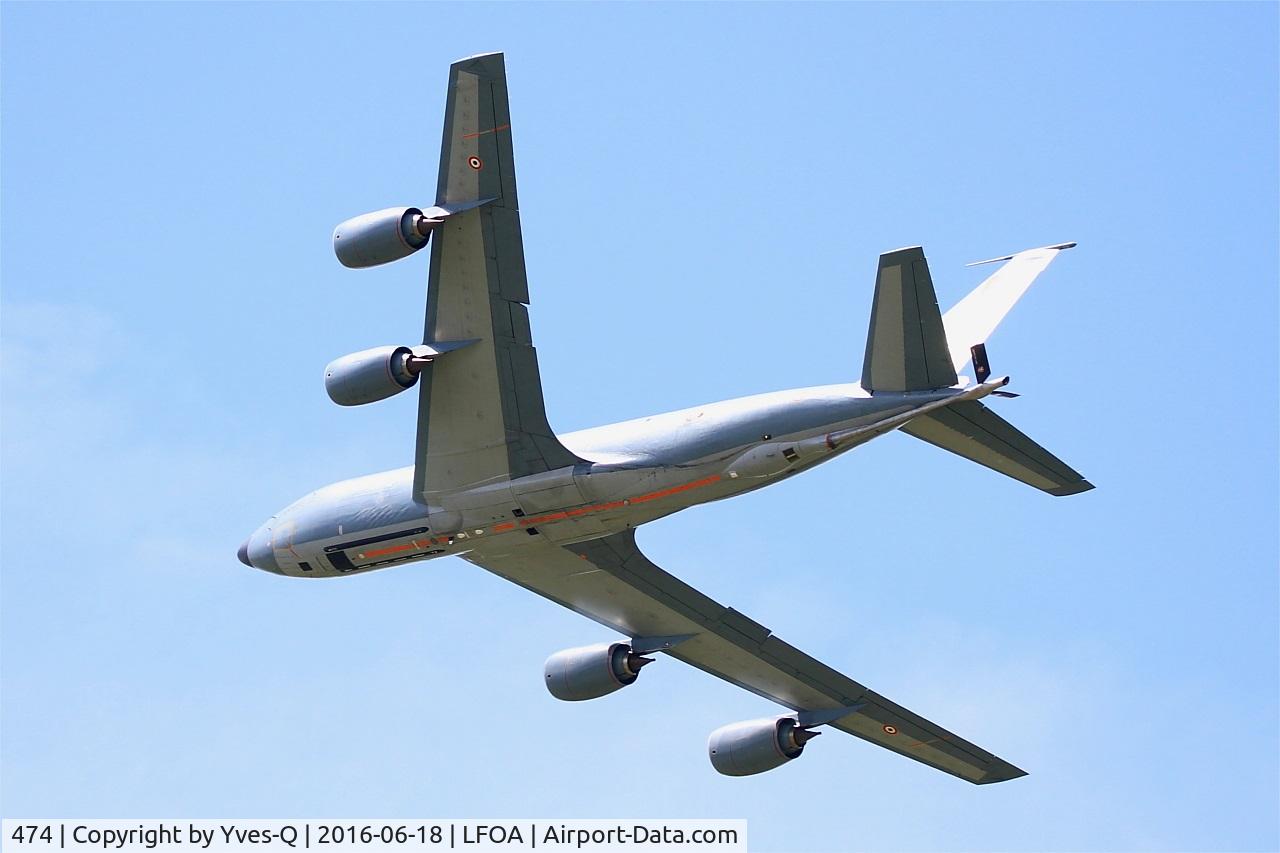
[861, 247, 958, 392]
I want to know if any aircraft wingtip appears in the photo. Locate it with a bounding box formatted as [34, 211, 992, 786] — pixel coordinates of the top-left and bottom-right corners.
[976, 764, 1029, 784]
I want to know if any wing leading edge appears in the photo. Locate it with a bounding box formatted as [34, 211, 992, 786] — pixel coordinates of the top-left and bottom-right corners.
[414, 53, 580, 501]
[463, 531, 1027, 784]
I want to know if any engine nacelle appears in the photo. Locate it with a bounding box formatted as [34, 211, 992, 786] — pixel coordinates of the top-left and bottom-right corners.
[333, 206, 437, 269]
[707, 716, 818, 777]
[544, 642, 652, 702]
[324, 345, 420, 406]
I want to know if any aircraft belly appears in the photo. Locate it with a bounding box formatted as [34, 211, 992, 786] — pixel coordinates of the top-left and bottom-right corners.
[574, 465, 659, 503]
[478, 462, 740, 545]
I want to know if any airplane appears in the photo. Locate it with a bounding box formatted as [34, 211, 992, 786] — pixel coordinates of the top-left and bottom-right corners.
[238, 52, 1091, 784]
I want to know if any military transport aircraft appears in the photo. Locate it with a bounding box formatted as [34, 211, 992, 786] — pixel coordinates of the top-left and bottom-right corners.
[238, 52, 1091, 783]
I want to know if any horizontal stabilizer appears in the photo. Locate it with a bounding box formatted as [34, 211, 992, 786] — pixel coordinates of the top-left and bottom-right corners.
[901, 400, 1093, 496]
[943, 243, 1076, 376]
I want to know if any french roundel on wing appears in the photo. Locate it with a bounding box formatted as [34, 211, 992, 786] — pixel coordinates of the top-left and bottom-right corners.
[467, 155, 483, 170]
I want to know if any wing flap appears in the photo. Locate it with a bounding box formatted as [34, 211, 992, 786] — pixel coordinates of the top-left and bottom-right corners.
[463, 530, 1026, 784]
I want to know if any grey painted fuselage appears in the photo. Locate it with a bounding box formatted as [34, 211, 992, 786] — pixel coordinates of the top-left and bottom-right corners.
[242, 382, 960, 578]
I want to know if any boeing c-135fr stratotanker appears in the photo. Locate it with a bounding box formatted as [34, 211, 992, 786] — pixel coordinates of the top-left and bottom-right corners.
[239, 53, 1091, 784]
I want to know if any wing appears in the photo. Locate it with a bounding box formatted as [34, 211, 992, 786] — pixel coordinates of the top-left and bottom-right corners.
[462, 530, 1027, 785]
[414, 53, 580, 501]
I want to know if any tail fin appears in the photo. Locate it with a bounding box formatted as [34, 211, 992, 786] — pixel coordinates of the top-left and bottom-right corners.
[861, 247, 958, 392]
[902, 397, 1093, 496]
[863, 240, 1092, 495]
[942, 242, 1076, 375]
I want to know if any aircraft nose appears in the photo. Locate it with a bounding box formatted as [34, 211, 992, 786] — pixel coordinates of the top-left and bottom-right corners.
[238, 526, 281, 573]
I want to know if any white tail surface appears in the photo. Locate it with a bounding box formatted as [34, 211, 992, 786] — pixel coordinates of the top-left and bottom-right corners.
[942, 242, 1076, 376]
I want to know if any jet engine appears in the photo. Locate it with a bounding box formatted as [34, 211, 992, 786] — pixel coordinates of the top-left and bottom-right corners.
[707, 716, 820, 777]
[324, 345, 429, 406]
[332, 206, 442, 269]
[544, 642, 653, 702]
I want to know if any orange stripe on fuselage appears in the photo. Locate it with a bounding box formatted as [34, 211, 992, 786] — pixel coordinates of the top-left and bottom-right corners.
[362, 541, 418, 559]
[350, 474, 724, 565]
[628, 474, 723, 504]
[516, 474, 723, 527]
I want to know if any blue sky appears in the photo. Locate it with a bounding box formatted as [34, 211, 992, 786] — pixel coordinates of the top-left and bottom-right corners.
[2, 3, 1276, 850]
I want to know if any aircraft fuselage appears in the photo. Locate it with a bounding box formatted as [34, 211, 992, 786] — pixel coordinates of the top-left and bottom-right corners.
[240, 381, 977, 578]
